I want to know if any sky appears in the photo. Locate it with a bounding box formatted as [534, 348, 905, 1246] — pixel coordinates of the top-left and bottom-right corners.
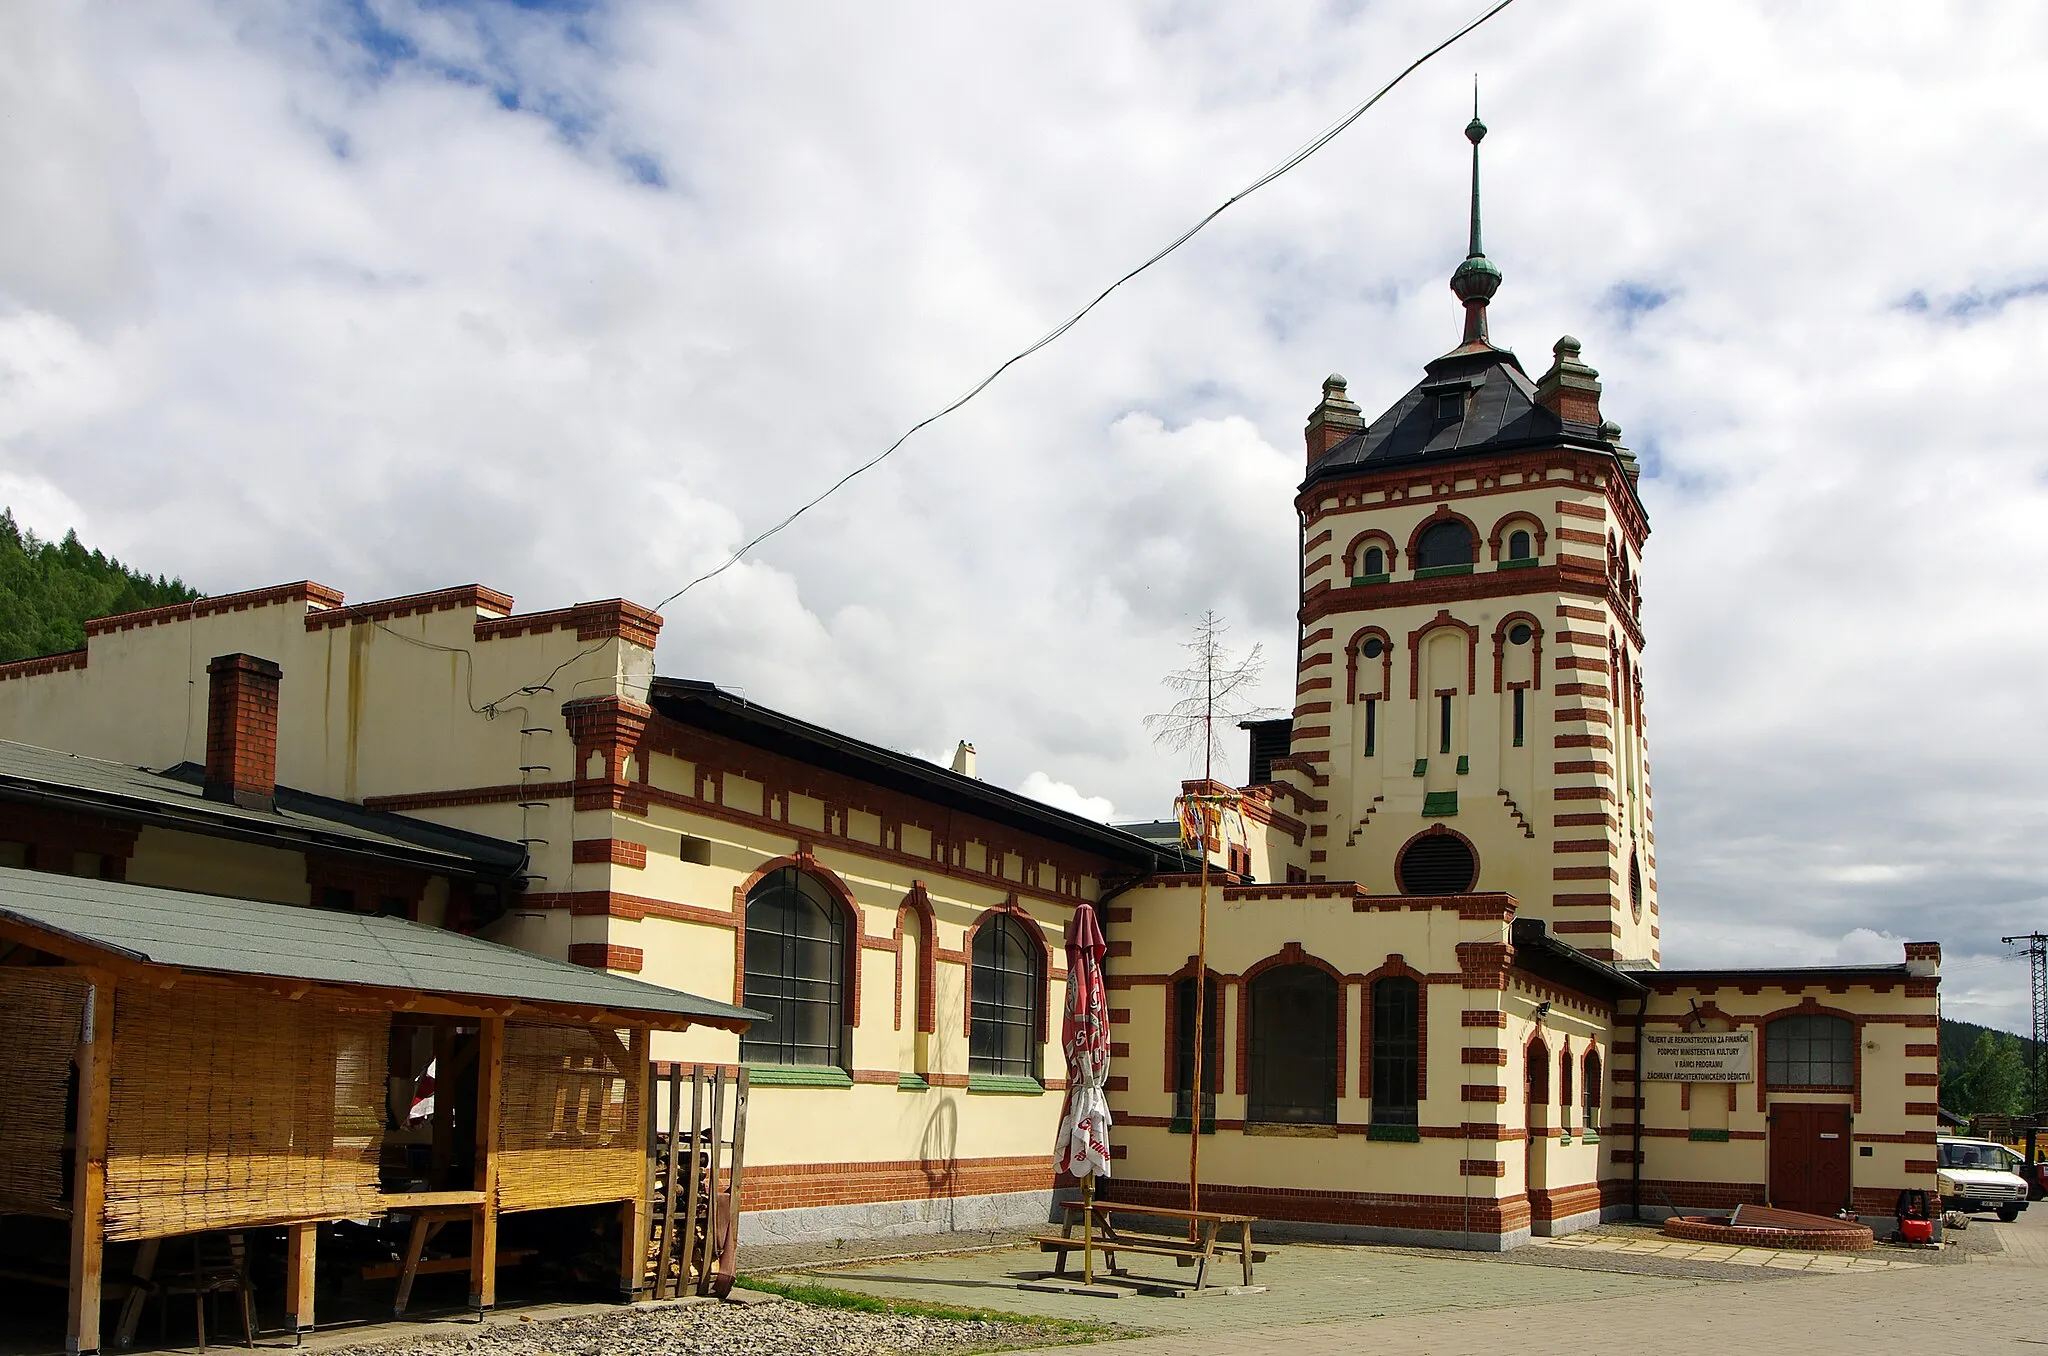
[2, 1, 2045, 1032]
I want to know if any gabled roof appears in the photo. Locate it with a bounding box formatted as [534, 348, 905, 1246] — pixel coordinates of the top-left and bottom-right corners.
[649, 679, 1186, 873]
[0, 738, 523, 880]
[0, 866, 758, 1029]
[1302, 346, 1607, 491]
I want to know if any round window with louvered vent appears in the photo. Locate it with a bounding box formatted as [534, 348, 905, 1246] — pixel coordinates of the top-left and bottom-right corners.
[1397, 831, 1477, 895]
[1630, 850, 1643, 922]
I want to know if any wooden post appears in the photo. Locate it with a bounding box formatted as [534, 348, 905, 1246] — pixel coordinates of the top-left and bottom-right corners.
[680, 1068, 703, 1294]
[656, 1066, 684, 1299]
[467, 1016, 505, 1317]
[67, 979, 113, 1356]
[725, 1067, 750, 1258]
[697, 1069, 726, 1297]
[618, 1027, 652, 1301]
[285, 1223, 318, 1340]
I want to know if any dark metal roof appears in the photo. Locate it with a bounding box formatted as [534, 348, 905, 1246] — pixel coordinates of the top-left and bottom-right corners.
[649, 679, 1185, 873]
[0, 866, 758, 1029]
[0, 739, 523, 880]
[1511, 919, 1648, 1002]
[1301, 347, 1607, 490]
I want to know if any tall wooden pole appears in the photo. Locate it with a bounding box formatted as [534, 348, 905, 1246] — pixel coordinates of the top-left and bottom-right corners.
[468, 1016, 505, 1317]
[67, 979, 112, 1356]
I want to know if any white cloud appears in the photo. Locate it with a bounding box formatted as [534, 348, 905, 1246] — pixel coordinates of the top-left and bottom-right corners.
[2, 0, 2045, 1029]
[1015, 772, 1117, 825]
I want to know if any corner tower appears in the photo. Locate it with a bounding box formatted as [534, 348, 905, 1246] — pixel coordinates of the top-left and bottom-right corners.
[1289, 110, 1656, 964]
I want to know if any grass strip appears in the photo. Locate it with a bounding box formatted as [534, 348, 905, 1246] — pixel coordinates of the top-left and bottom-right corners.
[734, 1274, 1118, 1338]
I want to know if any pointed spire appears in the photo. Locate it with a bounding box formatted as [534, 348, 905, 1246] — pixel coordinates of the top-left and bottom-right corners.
[1449, 84, 1502, 350]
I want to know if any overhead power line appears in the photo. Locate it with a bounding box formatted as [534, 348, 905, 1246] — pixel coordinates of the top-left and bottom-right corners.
[467, 0, 1519, 715]
[645, 0, 1520, 617]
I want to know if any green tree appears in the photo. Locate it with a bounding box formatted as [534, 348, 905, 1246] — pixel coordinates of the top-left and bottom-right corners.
[1944, 1031, 2030, 1118]
[0, 510, 199, 662]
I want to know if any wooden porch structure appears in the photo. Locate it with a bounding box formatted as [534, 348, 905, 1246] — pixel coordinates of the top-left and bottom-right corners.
[0, 868, 757, 1354]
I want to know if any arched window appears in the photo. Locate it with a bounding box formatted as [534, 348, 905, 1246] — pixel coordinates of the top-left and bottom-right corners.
[740, 867, 847, 1069]
[1416, 521, 1474, 571]
[1559, 1048, 1575, 1127]
[1582, 1048, 1603, 1131]
[1397, 831, 1477, 895]
[1765, 1014, 1854, 1088]
[970, 915, 1043, 1078]
[1630, 851, 1644, 923]
[1247, 964, 1339, 1125]
[1370, 976, 1420, 1127]
[1173, 974, 1220, 1128]
[1507, 528, 1533, 562]
[1526, 1036, 1550, 1108]
[1361, 546, 1385, 576]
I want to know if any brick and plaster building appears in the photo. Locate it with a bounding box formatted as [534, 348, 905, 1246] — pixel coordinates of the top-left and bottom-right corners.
[0, 113, 1941, 1251]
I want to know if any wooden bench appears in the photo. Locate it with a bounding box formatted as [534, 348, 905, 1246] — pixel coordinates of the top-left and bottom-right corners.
[1030, 1202, 1261, 1291]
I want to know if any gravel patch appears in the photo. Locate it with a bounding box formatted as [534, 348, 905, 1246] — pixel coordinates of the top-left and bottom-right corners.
[328, 1300, 1080, 1356]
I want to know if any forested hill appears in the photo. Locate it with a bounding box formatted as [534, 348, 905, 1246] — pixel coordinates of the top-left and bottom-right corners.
[1941, 1017, 2041, 1119]
[0, 511, 200, 663]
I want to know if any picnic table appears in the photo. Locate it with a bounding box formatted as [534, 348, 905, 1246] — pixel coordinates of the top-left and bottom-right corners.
[1031, 1201, 1263, 1291]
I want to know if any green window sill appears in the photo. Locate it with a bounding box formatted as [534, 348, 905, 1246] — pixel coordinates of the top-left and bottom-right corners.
[1689, 1128, 1731, 1143]
[746, 1064, 853, 1088]
[1583, 1132, 1601, 1144]
[1412, 758, 1428, 777]
[1559, 1134, 1574, 1145]
[967, 1074, 1044, 1095]
[1414, 564, 1473, 580]
[1498, 557, 1539, 570]
[897, 1074, 930, 1092]
[1367, 1122, 1421, 1142]
[1422, 791, 1458, 817]
[1351, 573, 1391, 587]
[1169, 1118, 1219, 1135]
[1455, 755, 1470, 775]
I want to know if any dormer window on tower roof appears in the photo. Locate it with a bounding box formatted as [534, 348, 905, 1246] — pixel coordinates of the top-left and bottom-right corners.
[1436, 392, 1464, 421]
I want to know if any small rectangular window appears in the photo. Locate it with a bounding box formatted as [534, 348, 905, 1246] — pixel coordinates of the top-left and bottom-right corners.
[71, 851, 103, 879]
[1363, 698, 1377, 757]
[321, 886, 357, 912]
[1439, 695, 1453, 755]
[1436, 392, 1463, 421]
[0, 841, 26, 869]
[1513, 689, 1526, 747]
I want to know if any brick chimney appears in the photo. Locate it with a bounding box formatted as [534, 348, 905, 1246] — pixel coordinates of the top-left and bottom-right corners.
[205, 653, 282, 810]
[1304, 374, 1365, 465]
[1534, 335, 1603, 428]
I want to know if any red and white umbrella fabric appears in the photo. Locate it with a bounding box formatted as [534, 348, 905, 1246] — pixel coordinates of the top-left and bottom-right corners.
[1055, 901, 1113, 1183]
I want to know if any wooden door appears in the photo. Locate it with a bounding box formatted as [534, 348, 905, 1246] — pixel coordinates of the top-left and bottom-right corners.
[1770, 1103, 1852, 1215]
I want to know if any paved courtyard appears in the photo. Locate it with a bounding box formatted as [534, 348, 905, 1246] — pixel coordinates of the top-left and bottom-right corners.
[766, 1209, 2048, 1353]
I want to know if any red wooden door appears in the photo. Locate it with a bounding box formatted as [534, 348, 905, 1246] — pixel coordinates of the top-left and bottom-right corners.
[1770, 1103, 1852, 1215]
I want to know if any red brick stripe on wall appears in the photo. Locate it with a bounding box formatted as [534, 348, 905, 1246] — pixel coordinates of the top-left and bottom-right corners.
[568, 943, 643, 972]
[739, 1155, 1056, 1213]
[1101, 1177, 1529, 1237]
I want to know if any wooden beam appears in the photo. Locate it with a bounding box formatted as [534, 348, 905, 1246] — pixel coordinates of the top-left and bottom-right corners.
[285, 1224, 318, 1338]
[618, 1026, 651, 1301]
[66, 979, 113, 1355]
[467, 1015, 505, 1315]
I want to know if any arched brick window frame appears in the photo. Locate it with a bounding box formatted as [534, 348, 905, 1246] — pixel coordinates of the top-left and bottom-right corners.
[895, 882, 938, 1035]
[1234, 943, 1347, 1099]
[1487, 510, 1549, 563]
[961, 897, 1052, 1045]
[731, 851, 864, 1024]
[1753, 998, 1865, 1113]
[1582, 1045, 1603, 1130]
[1526, 1033, 1551, 1108]
[1343, 529, 1400, 577]
[1491, 611, 1545, 695]
[1358, 953, 1430, 1103]
[1394, 824, 1482, 896]
[1407, 609, 1479, 698]
[1346, 626, 1394, 703]
[1405, 505, 1483, 573]
[1162, 954, 1225, 1099]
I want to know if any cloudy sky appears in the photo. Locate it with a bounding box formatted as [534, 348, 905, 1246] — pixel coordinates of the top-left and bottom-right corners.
[3, 1, 2045, 1029]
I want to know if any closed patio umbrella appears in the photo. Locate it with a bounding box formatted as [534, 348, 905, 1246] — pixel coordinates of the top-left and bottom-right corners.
[1054, 900, 1113, 1283]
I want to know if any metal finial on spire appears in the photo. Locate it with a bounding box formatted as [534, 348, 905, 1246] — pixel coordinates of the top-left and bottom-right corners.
[1449, 85, 1501, 349]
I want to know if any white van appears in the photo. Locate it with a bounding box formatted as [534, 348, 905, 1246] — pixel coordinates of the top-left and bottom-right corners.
[1936, 1136, 2031, 1221]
